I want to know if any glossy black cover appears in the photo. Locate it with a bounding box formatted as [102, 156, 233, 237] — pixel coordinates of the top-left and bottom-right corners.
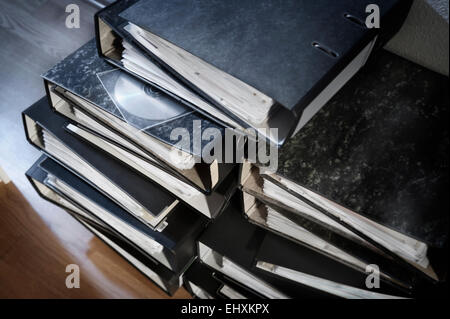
[105, 0, 410, 118]
[270, 51, 449, 249]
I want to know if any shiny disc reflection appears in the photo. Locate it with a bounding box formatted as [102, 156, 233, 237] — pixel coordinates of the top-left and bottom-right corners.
[114, 73, 187, 121]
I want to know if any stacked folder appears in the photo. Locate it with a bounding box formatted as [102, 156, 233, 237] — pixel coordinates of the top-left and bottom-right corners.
[239, 50, 449, 298]
[95, 0, 412, 145]
[22, 0, 447, 298]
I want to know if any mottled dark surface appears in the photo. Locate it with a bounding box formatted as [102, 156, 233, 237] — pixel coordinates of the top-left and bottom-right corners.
[42, 39, 224, 156]
[120, 0, 405, 113]
[276, 51, 449, 247]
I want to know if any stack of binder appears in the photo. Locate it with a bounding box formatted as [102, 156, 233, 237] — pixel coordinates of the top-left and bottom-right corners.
[196, 195, 413, 299]
[22, 0, 447, 298]
[95, 0, 412, 145]
[239, 50, 449, 298]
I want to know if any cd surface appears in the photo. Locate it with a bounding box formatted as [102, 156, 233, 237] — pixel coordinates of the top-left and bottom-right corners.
[113, 72, 188, 121]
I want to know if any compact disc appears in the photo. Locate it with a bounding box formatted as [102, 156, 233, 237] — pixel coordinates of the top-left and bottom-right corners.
[113, 72, 188, 121]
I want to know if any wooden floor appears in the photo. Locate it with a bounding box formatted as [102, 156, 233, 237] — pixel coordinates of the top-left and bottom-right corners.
[0, 180, 190, 298]
[0, 0, 190, 298]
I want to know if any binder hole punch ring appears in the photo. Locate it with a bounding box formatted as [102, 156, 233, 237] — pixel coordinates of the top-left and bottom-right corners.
[343, 13, 367, 28]
[312, 42, 339, 58]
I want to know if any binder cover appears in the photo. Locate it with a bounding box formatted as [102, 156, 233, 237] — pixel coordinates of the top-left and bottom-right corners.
[26, 155, 181, 295]
[237, 189, 416, 290]
[23, 97, 236, 220]
[199, 195, 344, 298]
[41, 155, 207, 273]
[96, 0, 411, 145]
[255, 231, 407, 298]
[43, 39, 234, 194]
[183, 260, 261, 299]
[23, 97, 180, 227]
[258, 51, 448, 276]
